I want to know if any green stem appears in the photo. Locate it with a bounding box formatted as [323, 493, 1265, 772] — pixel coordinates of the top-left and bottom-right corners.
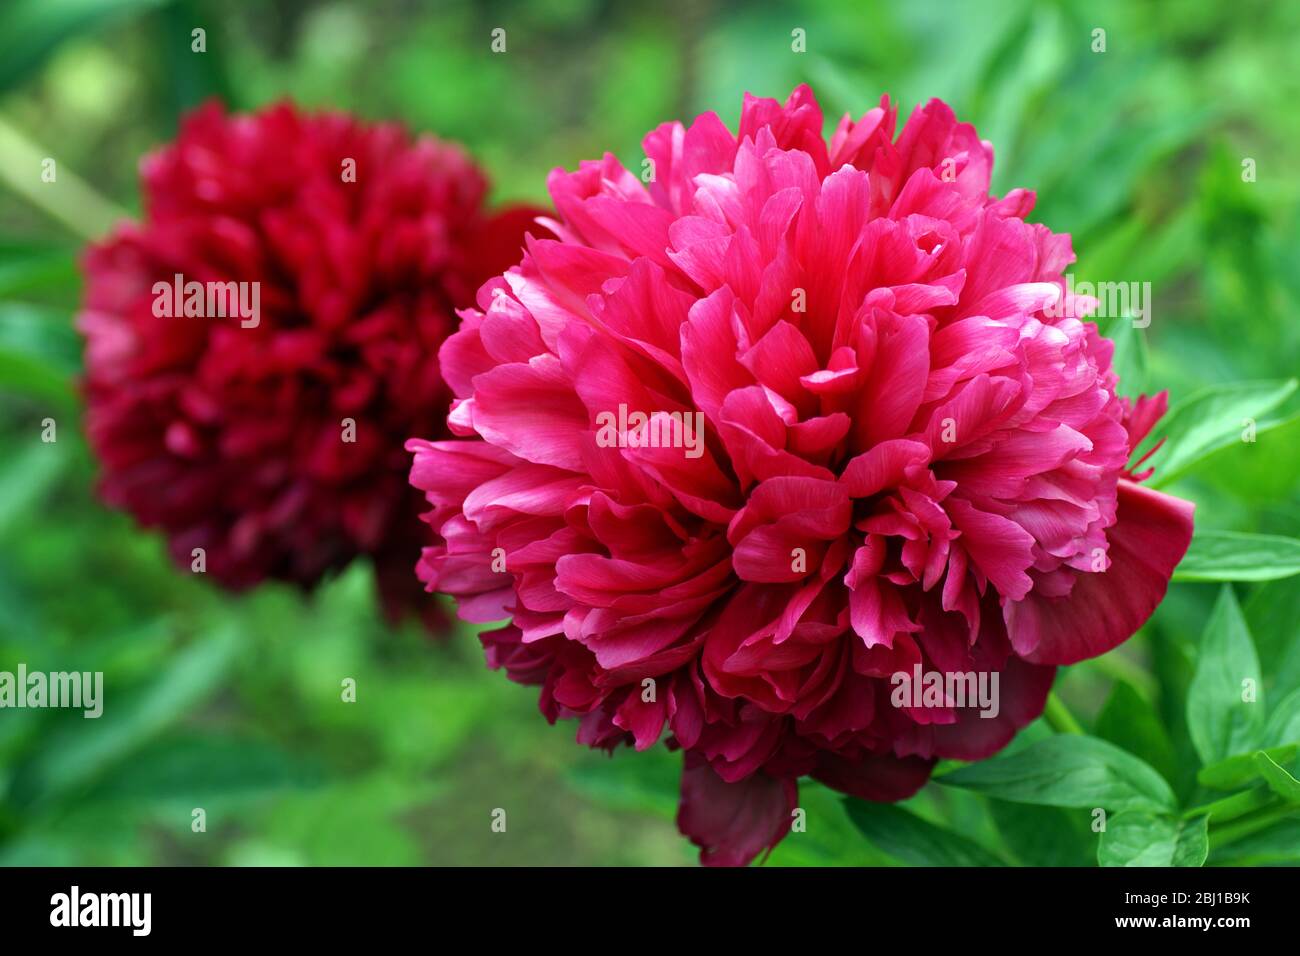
[1182, 786, 1272, 823]
[1207, 800, 1299, 851]
[0, 117, 127, 240]
[1043, 692, 1085, 735]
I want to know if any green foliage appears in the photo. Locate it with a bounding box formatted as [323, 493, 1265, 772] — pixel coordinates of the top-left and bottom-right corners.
[940, 736, 1177, 814]
[1186, 587, 1264, 766]
[1097, 813, 1208, 867]
[1140, 380, 1298, 488]
[1096, 680, 1178, 786]
[0, 0, 172, 92]
[986, 800, 1097, 867]
[844, 801, 1007, 867]
[1175, 531, 1300, 583]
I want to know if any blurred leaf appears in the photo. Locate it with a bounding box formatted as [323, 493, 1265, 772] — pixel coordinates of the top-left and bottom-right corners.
[0, 241, 78, 300]
[0, 350, 74, 404]
[1145, 379, 1298, 487]
[1031, 94, 1213, 240]
[971, 4, 1066, 171]
[1096, 680, 1178, 786]
[1254, 751, 1300, 803]
[154, 0, 233, 114]
[0, 0, 171, 90]
[0, 438, 70, 537]
[255, 774, 438, 866]
[566, 747, 680, 820]
[1098, 812, 1207, 867]
[10, 624, 241, 805]
[987, 799, 1096, 866]
[1264, 689, 1300, 748]
[1247, 578, 1300, 699]
[1191, 412, 1300, 507]
[1098, 314, 1149, 399]
[1186, 586, 1265, 765]
[85, 734, 325, 805]
[941, 735, 1176, 813]
[844, 800, 1006, 867]
[1174, 530, 1300, 582]
[0, 304, 79, 404]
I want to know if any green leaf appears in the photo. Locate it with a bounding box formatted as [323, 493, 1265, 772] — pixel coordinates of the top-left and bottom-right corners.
[1096, 680, 1178, 786]
[1209, 819, 1300, 865]
[565, 747, 681, 820]
[1098, 314, 1149, 399]
[1264, 689, 1300, 747]
[1174, 530, 1300, 582]
[0, 304, 79, 404]
[1247, 579, 1300, 699]
[987, 800, 1098, 866]
[1144, 379, 1297, 487]
[0, 241, 78, 300]
[1198, 745, 1298, 790]
[0, 439, 71, 538]
[765, 782, 896, 866]
[256, 774, 440, 867]
[941, 735, 1176, 813]
[844, 800, 1006, 867]
[9, 625, 242, 805]
[1192, 412, 1300, 506]
[153, 0, 234, 114]
[84, 734, 325, 806]
[1186, 586, 1265, 765]
[1253, 751, 1300, 803]
[1098, 812, 1208, 867]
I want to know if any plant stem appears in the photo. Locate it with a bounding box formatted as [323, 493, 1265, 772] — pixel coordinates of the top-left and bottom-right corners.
[0, 117, 127, 240]
[1182, 786, 1272, 823]
[1207, 800, 1299, 851]
[1043, 691, 1085, 735]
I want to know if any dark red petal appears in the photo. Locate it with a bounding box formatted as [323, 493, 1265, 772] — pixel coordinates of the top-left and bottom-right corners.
[677, 754, 797, 867]
[811, 751, 934, 801]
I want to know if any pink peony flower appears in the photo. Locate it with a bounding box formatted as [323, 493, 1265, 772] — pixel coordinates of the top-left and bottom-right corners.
[408, 86, 1195, 863]
[80, 101, 543, 628]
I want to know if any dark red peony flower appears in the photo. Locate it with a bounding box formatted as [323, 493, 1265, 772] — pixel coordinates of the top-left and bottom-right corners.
[80, 100, 544, 626]
[407, 86, 1195, 862]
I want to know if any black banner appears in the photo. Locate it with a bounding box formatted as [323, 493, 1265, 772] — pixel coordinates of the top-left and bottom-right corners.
[0, 865, 1282, 941]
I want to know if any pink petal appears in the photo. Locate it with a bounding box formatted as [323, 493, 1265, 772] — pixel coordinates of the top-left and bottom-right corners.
[840, 439, 931, 498]
[1004, 480, 1195, 664]
[946, 496, 1036, 600]
[470, 355, 589, 471]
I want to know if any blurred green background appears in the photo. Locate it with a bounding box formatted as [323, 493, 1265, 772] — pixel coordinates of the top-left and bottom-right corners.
[0, 0, 1297, 866]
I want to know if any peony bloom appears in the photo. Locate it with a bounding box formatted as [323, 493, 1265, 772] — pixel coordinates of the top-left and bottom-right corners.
[80, 101, 543, 626]
[408, 86, 1194, 863]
